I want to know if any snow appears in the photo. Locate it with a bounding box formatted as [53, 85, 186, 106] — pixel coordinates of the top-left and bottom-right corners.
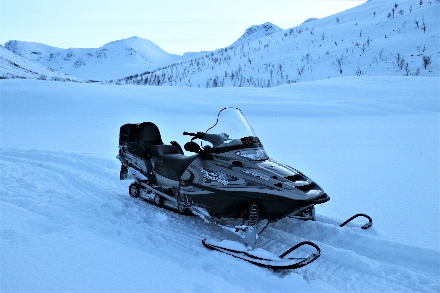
[1, 76, 439, 292]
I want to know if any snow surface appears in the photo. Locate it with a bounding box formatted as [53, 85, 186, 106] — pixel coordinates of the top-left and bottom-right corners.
[1, 76, 439, 292]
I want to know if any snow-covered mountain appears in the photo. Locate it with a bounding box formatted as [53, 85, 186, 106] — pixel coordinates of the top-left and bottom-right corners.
[177, 23, 282, 61]
[4, 36, 181, 80]
[1, 0, 438, 86]
[230, 22, 283, 47]
[302, 18, 319, 24]
[0, 45, 82, 81]
[115, 0, 438, 87]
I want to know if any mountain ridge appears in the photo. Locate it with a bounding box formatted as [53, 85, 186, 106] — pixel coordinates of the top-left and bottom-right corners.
[0, 44, 82, 81]
[230, 22, 283, 47]
[114, 0, 439, 87]
[1, 0, 438, 85]
[4, 36, 180, 80]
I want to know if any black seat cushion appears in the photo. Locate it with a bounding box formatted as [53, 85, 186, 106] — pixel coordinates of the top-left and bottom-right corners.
[149, 145, 197, 181]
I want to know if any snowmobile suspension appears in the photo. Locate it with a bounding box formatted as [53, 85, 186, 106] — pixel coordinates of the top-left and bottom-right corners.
[247, 203, 259, 226]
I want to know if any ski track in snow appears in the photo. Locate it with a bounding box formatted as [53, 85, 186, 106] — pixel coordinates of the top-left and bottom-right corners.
[1, 149, 439, 292]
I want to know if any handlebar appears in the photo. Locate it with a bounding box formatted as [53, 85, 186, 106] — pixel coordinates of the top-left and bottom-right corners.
[183, 131, 206, 140]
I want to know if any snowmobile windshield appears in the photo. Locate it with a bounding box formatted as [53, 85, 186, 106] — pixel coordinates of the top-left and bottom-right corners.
[203, 108, 268, 160]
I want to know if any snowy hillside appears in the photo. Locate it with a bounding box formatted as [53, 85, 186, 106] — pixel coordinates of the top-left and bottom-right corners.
[0, 45, 82, 81]
[230, 22, 282, 47]
[4, 37, 181, 80]
[1, 76, 439, 292]
[172, 23, 281, 62]
[2, 0, 437, 86]
[115, 0, 439, 87]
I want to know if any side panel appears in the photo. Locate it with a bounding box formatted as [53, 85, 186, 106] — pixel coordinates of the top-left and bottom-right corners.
[180, 157, 324, 220]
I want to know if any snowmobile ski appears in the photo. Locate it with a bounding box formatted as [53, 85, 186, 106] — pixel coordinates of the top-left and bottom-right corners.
[340, 213, 373, 230]
[202, 239, 321, 270]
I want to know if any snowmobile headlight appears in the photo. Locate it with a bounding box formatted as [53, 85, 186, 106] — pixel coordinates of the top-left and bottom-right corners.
[236, 148, 268, 161]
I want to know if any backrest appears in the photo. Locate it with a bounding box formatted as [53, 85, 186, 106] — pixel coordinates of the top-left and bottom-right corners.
[136, 122, 163, 147]
[119, 123, 139, 146]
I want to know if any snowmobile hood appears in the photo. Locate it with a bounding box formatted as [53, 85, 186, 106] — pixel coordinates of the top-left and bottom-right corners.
[182, 151, 327, 201]
[255, 159, 327, 199]
[184, 107, 328, 202]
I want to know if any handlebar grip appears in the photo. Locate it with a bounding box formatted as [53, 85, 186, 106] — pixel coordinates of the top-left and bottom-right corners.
[183, 131, 205, 139]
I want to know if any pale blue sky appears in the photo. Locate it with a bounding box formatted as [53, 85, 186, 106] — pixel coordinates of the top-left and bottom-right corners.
[1, 0, 366, 55]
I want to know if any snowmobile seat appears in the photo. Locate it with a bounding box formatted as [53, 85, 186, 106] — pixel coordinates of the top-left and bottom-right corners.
[149, 145, 197, 181]
[128, 122, 164, 157]
[137, 122, 163, 146]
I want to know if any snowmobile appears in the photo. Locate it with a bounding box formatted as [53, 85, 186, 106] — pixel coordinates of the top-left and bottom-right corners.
[117, 107, 372, 269]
